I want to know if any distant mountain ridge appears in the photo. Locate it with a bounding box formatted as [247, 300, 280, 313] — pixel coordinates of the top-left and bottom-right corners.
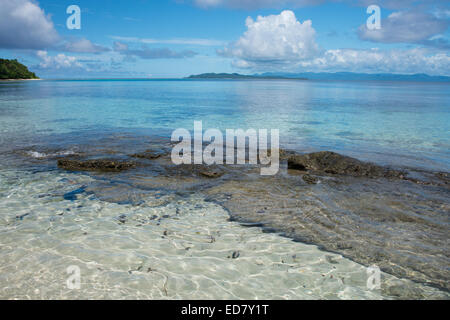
[186, 73, 307, 80]
[258, 72, 450, 82]
[0, 59, 38, 80]
[187, 72, 450, 82]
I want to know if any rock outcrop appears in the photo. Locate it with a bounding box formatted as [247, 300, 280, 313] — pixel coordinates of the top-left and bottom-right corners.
[58, 159, 135, 172]
[129, 149, 167, 160]
[288, 151, 404, 178]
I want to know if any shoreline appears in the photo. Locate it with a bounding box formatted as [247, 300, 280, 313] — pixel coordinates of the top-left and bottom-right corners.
[0, 78, 41, 81]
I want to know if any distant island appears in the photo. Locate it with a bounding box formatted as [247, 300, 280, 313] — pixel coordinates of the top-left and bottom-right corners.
[256, 72, 450, 82]
[187, 72, 450, 82]
[186, 73, 307, 80]
[0, 59, 38, 80]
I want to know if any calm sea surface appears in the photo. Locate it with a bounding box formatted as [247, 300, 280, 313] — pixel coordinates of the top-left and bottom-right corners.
[0, 79, 449, 170]
[0, 79, 448, 299]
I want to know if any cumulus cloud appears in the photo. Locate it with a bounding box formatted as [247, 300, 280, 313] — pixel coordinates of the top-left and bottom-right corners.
[219, 11, 319, 68]
[0, 0, 59, 49]
[35, 50, 82, 70]
[59, 38, 110, 54]
[228, 45, 450, 76]
[113, 41, 197, 59]
[358, 11, 449, 46]
[298, 48, 450, 75]
[0, 0, 111, 54]
[221, 11, 450, 75]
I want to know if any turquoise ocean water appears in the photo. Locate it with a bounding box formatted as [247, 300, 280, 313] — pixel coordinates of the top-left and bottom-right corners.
[0, 79, 449, 170]
[0, 79, 449, 299]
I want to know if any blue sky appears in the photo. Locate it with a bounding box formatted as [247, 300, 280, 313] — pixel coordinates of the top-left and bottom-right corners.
[0, 0, 449, 78]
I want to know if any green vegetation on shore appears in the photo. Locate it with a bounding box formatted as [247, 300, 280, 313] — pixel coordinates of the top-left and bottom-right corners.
[0, 59, 38, 80]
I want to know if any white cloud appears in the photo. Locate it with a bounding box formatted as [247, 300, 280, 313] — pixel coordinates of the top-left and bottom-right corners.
[110, 36, 226, 46]
[36, 51, 82, 69]
[358, 11, 449, 45]
[113, 41, 129, 52]
[219, 10, 450, 75]
[0, 0, 111, 54]
[296, 48, 450, 75]
[229, 46, 450, 75]
[433, 8, 450, 20]
[60, 38, 110, 54]
[113, 41, 197, 59]
[219, 11, 319, 68]
[0, 0, 59, 49]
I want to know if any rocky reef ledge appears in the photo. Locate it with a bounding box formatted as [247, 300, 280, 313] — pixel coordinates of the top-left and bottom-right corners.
[287, 151, 405, 179]
[41, 143, 448, 293]
[57, 159, 135, 172]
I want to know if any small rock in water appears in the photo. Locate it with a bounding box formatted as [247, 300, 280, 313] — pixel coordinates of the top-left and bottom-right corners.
[232, 251, 240, 259]
[199, 168, 224, 178]
[325, 255, 339, 264]
[117, 214, 127, 224]
[302, 174, 318, 185]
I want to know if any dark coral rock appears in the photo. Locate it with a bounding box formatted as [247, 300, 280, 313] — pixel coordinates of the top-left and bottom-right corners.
[129, 149, 167, 160]
[199, 167, 224, 178]
[288, 151, 404, 178]
[58, 159, 135, 172]
[302, 174, 319, 184]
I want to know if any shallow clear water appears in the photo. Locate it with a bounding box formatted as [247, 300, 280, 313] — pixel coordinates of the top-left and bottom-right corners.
[0, 79, 449, 299]
[0, 168, 446, 299]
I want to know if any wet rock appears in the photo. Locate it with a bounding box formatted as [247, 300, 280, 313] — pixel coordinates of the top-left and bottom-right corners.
[199, 167, 224, 178]
[335, 241, 353, 250]
[279, 148, 295, 160]
[325, 255, 339, 264]
[302, 174, 318, 184]
[129, 149, 166, 160]
[435, 172, 449, 185]
[58, 159, 135, 172]
[288, 151, 404, 178]
[117, 214, 127, 224]
[263, 148, 292, 160]
[165, 164, 225, 179]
